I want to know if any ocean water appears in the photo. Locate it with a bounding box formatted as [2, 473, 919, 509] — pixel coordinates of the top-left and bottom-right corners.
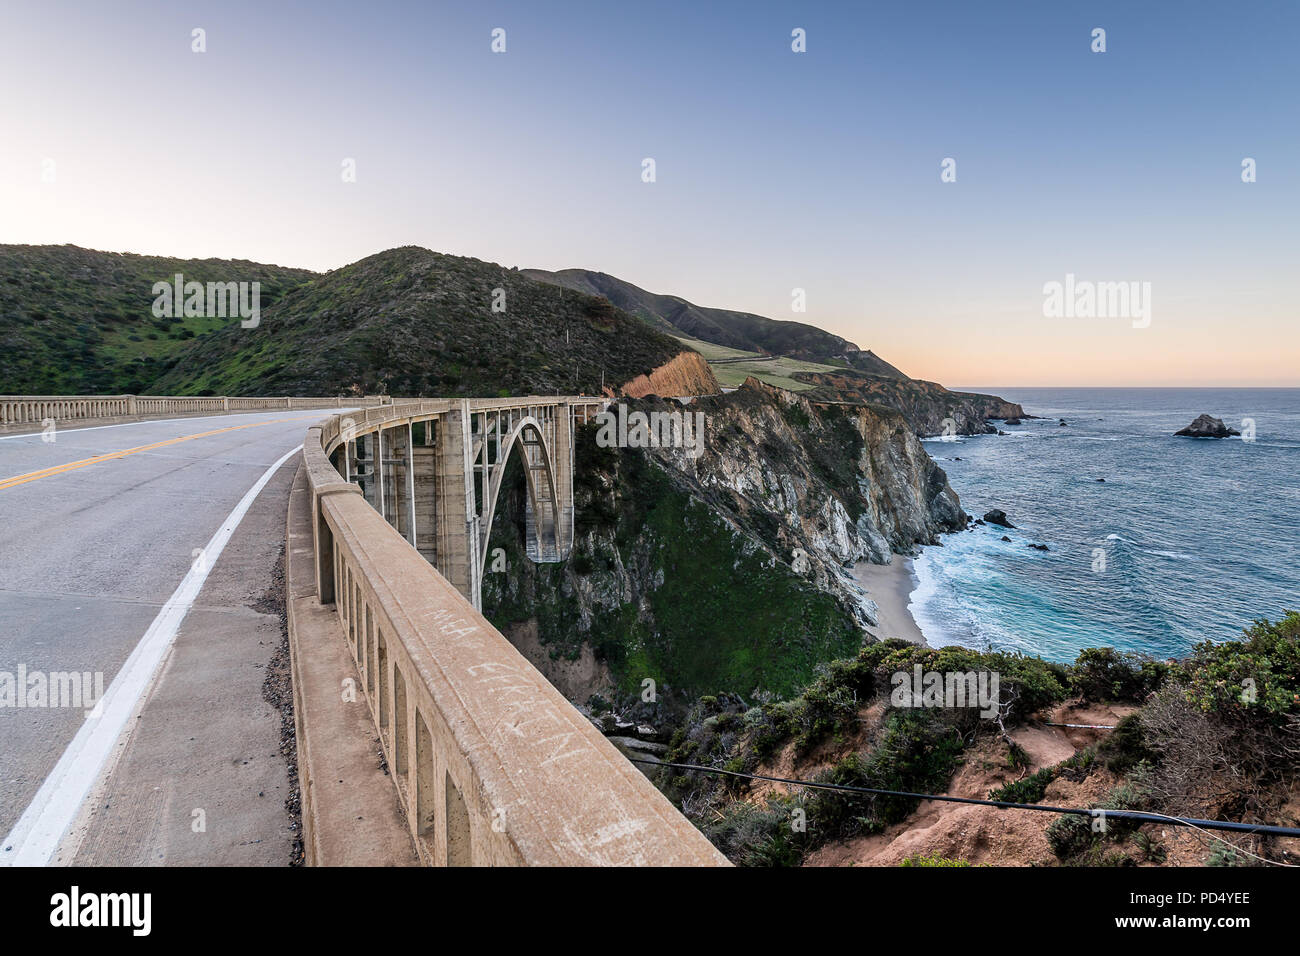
[912, 388, 1300, 663]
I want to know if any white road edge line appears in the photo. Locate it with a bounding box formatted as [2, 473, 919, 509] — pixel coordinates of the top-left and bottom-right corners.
[0, 443, 304, 866]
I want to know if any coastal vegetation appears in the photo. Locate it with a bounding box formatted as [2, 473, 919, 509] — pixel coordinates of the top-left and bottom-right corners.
[482, 428, 862, 701]
[0, 244, 313, 394]
[657, 614, 1300, 867]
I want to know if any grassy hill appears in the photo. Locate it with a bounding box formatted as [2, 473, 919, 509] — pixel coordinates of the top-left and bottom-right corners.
[0, 244, 313, 394]
[152, 248, 687, 397]
[673, 336, 838, 392]
[796, 369, 1026, 435]
[522, 267, 902, 373]
[0, 245, 689, 398]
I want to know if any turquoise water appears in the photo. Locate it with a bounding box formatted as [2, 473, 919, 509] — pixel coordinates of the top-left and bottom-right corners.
[912, 388, 1300, 663]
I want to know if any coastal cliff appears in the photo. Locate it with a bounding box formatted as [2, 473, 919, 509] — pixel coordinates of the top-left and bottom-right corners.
[481, 378, 965, 710]
[798, 370, 1026, 436]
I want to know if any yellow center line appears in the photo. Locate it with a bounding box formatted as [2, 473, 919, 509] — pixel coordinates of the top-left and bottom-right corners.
[0, 415, 319, 492]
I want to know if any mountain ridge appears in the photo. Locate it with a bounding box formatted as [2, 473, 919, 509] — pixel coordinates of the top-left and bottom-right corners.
[0, 244, 1023, 435]
[522, 266, 894, 371]
[523, 265, 1025, 434]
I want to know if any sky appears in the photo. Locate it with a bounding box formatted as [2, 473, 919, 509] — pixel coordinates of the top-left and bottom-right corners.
[1, 0, 1296, 387]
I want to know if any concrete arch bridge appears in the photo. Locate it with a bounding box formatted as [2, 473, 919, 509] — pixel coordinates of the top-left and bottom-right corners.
[319, 397, 607, 610]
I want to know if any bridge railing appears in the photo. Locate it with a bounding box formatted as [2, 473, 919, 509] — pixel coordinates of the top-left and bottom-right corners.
[301, 406, 726, 866]
[0, 394, 393, 427]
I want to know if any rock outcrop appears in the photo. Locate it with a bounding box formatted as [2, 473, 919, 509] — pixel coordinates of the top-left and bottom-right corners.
[618, 350, 721, 399]
[983, 509, 1015, 528]
[1175, 414, 1240, 439]
[797, 370, 1027, 437]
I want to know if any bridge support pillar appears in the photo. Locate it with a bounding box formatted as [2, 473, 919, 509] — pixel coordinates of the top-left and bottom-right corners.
[388, 425, 418, 549]
[434, 402, 482, 609]
[553, 402, 575, 557]
[412, 439, 437, 566]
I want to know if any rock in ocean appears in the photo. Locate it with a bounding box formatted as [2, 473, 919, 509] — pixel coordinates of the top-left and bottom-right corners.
[1175, 414, 1240, 439]
[983, 509, 1015, 528]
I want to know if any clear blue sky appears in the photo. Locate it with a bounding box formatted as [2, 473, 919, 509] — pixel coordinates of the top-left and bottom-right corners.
[2, 0, 1296, 385]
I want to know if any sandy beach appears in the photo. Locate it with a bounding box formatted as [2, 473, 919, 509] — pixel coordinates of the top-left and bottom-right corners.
[851, 558, 927, 645]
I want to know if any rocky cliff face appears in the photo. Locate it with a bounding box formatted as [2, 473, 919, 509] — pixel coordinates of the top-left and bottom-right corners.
[650, 378, 966, 577]
[481, 378, 965, 711]
[798, 370, 1026, 436]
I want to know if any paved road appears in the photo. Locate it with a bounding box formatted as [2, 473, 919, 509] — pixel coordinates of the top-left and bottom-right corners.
[0, 410, 337, 864]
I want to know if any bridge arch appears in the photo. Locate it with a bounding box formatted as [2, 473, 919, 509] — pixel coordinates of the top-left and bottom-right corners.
[478, 414, 562, 574]
[317, 397, 603, 610]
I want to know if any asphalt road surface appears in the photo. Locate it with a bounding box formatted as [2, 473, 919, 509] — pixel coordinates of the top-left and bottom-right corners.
[0, 410, 339, 864]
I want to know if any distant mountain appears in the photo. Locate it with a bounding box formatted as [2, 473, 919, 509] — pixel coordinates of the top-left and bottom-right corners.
[523, 266, 1023, 434]
[522, 267, 906, 376]
[0, 245, 707, 398]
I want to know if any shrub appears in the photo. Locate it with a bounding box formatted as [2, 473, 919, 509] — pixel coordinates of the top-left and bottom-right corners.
[1046, 813, 1093, 859]
[1206, 844, 1249, 867]
[1097, 713, 1156, 775]
[1070, 647, 1168, 702]
[989, 748, 1095, 804]
[1176, 611, 1300, 722]
[1139, 613, 1300, 814]
[1046, 781, 1152, 862]
[703, 798, 806, 867]
[991, 765, 1058, 804]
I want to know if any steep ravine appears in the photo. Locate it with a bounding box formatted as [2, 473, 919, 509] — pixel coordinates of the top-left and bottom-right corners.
[481, 378, 966, 719]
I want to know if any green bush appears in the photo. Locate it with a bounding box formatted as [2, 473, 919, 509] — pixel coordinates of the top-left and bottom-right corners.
[1176, 611, 1300, 722]
[1097, 713, 1157, 775]
[1046, 781, 1152, 862]
[703, 798, 806, 867]
[989, 748, 1095, 804]
[1206, 844, 1249, 867]
[1070, 647, 1168, 702]
[990, 765, 1058, 804]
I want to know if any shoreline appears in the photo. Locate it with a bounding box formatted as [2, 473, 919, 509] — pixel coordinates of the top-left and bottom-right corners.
[850, 557, 927, 645]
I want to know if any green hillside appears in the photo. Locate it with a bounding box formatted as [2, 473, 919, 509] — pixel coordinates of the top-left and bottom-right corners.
[0, 244, 313, 394]
[0, 245, 688, 398]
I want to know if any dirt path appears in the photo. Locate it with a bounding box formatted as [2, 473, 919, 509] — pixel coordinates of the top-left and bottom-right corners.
[803, 700, 1137, 867]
